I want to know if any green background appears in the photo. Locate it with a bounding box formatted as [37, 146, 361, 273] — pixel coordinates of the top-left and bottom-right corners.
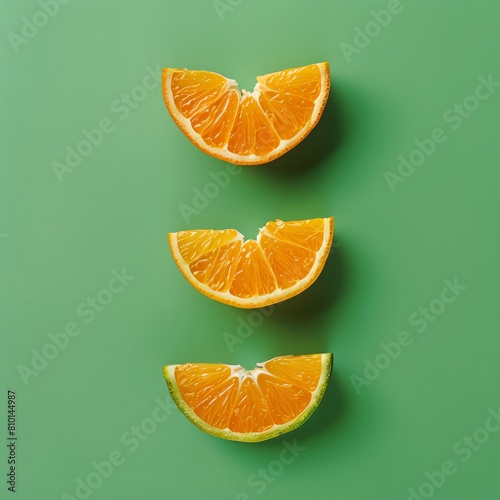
[1, 0, 499, 499]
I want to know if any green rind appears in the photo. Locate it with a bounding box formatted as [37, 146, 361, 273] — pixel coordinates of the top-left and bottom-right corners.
[162, 353, 333, 443]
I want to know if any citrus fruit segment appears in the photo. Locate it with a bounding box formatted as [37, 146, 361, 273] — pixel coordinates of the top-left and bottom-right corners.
[162, 62, 330, 165]
[163, 353, 333, 442]
[168, 217, 334, 308]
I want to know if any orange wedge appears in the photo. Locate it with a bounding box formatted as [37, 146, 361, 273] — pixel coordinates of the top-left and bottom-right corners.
[162, 62, 330, 165]
[168, 217, 334, 308]
[163, 353, 333, 442]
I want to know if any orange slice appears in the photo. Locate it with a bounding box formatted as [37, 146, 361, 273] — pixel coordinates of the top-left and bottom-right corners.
[168, 217, 334, 308]
[163, 353, 333, 442]
[162, 62, 330, 165]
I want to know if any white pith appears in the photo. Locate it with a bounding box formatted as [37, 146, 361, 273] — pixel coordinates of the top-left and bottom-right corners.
[163, 353, 333, 442]
[163, 63, 330, 164]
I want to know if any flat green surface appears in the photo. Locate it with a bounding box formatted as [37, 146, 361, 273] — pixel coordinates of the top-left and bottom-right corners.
[1, 1, 499, 499]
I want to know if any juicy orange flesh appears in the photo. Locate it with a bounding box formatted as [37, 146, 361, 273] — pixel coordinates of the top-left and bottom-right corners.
[264, 354, 323, 392]
[264, 218, 326, 252]
[229, 377, 275, 433]
[257, 64, 322, 101]
[174, 354, 322, 433]
[260, 234, 315, 289]
[227, 96, 281, 156]
[167, 64, 325, 157]
[173, 218, 327, 299]
[171, 71, 228, 118]
[191, 90, 239, 148]
[177, 229, 240, 263]
[230, 241, 278, 298]
[258, 91, 315, 140]
[189, 241, 242, 292]
[174, 364, 239, 429]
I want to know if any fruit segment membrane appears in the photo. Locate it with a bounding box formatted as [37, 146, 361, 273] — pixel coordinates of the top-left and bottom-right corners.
[174, 355, 323, 433]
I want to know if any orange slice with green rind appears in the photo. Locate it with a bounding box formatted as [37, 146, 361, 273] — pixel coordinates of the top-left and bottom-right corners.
[163, 353, 333, 442]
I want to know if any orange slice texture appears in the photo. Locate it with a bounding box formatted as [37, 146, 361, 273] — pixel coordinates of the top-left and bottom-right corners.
[163, 353, 333, 442]
[168, 217, 334, 308]
[162, 62, 330, 165]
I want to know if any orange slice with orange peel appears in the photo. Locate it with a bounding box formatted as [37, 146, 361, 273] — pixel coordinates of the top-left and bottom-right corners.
[162, 62, 330, 165]
[168, 217, 334, 308]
